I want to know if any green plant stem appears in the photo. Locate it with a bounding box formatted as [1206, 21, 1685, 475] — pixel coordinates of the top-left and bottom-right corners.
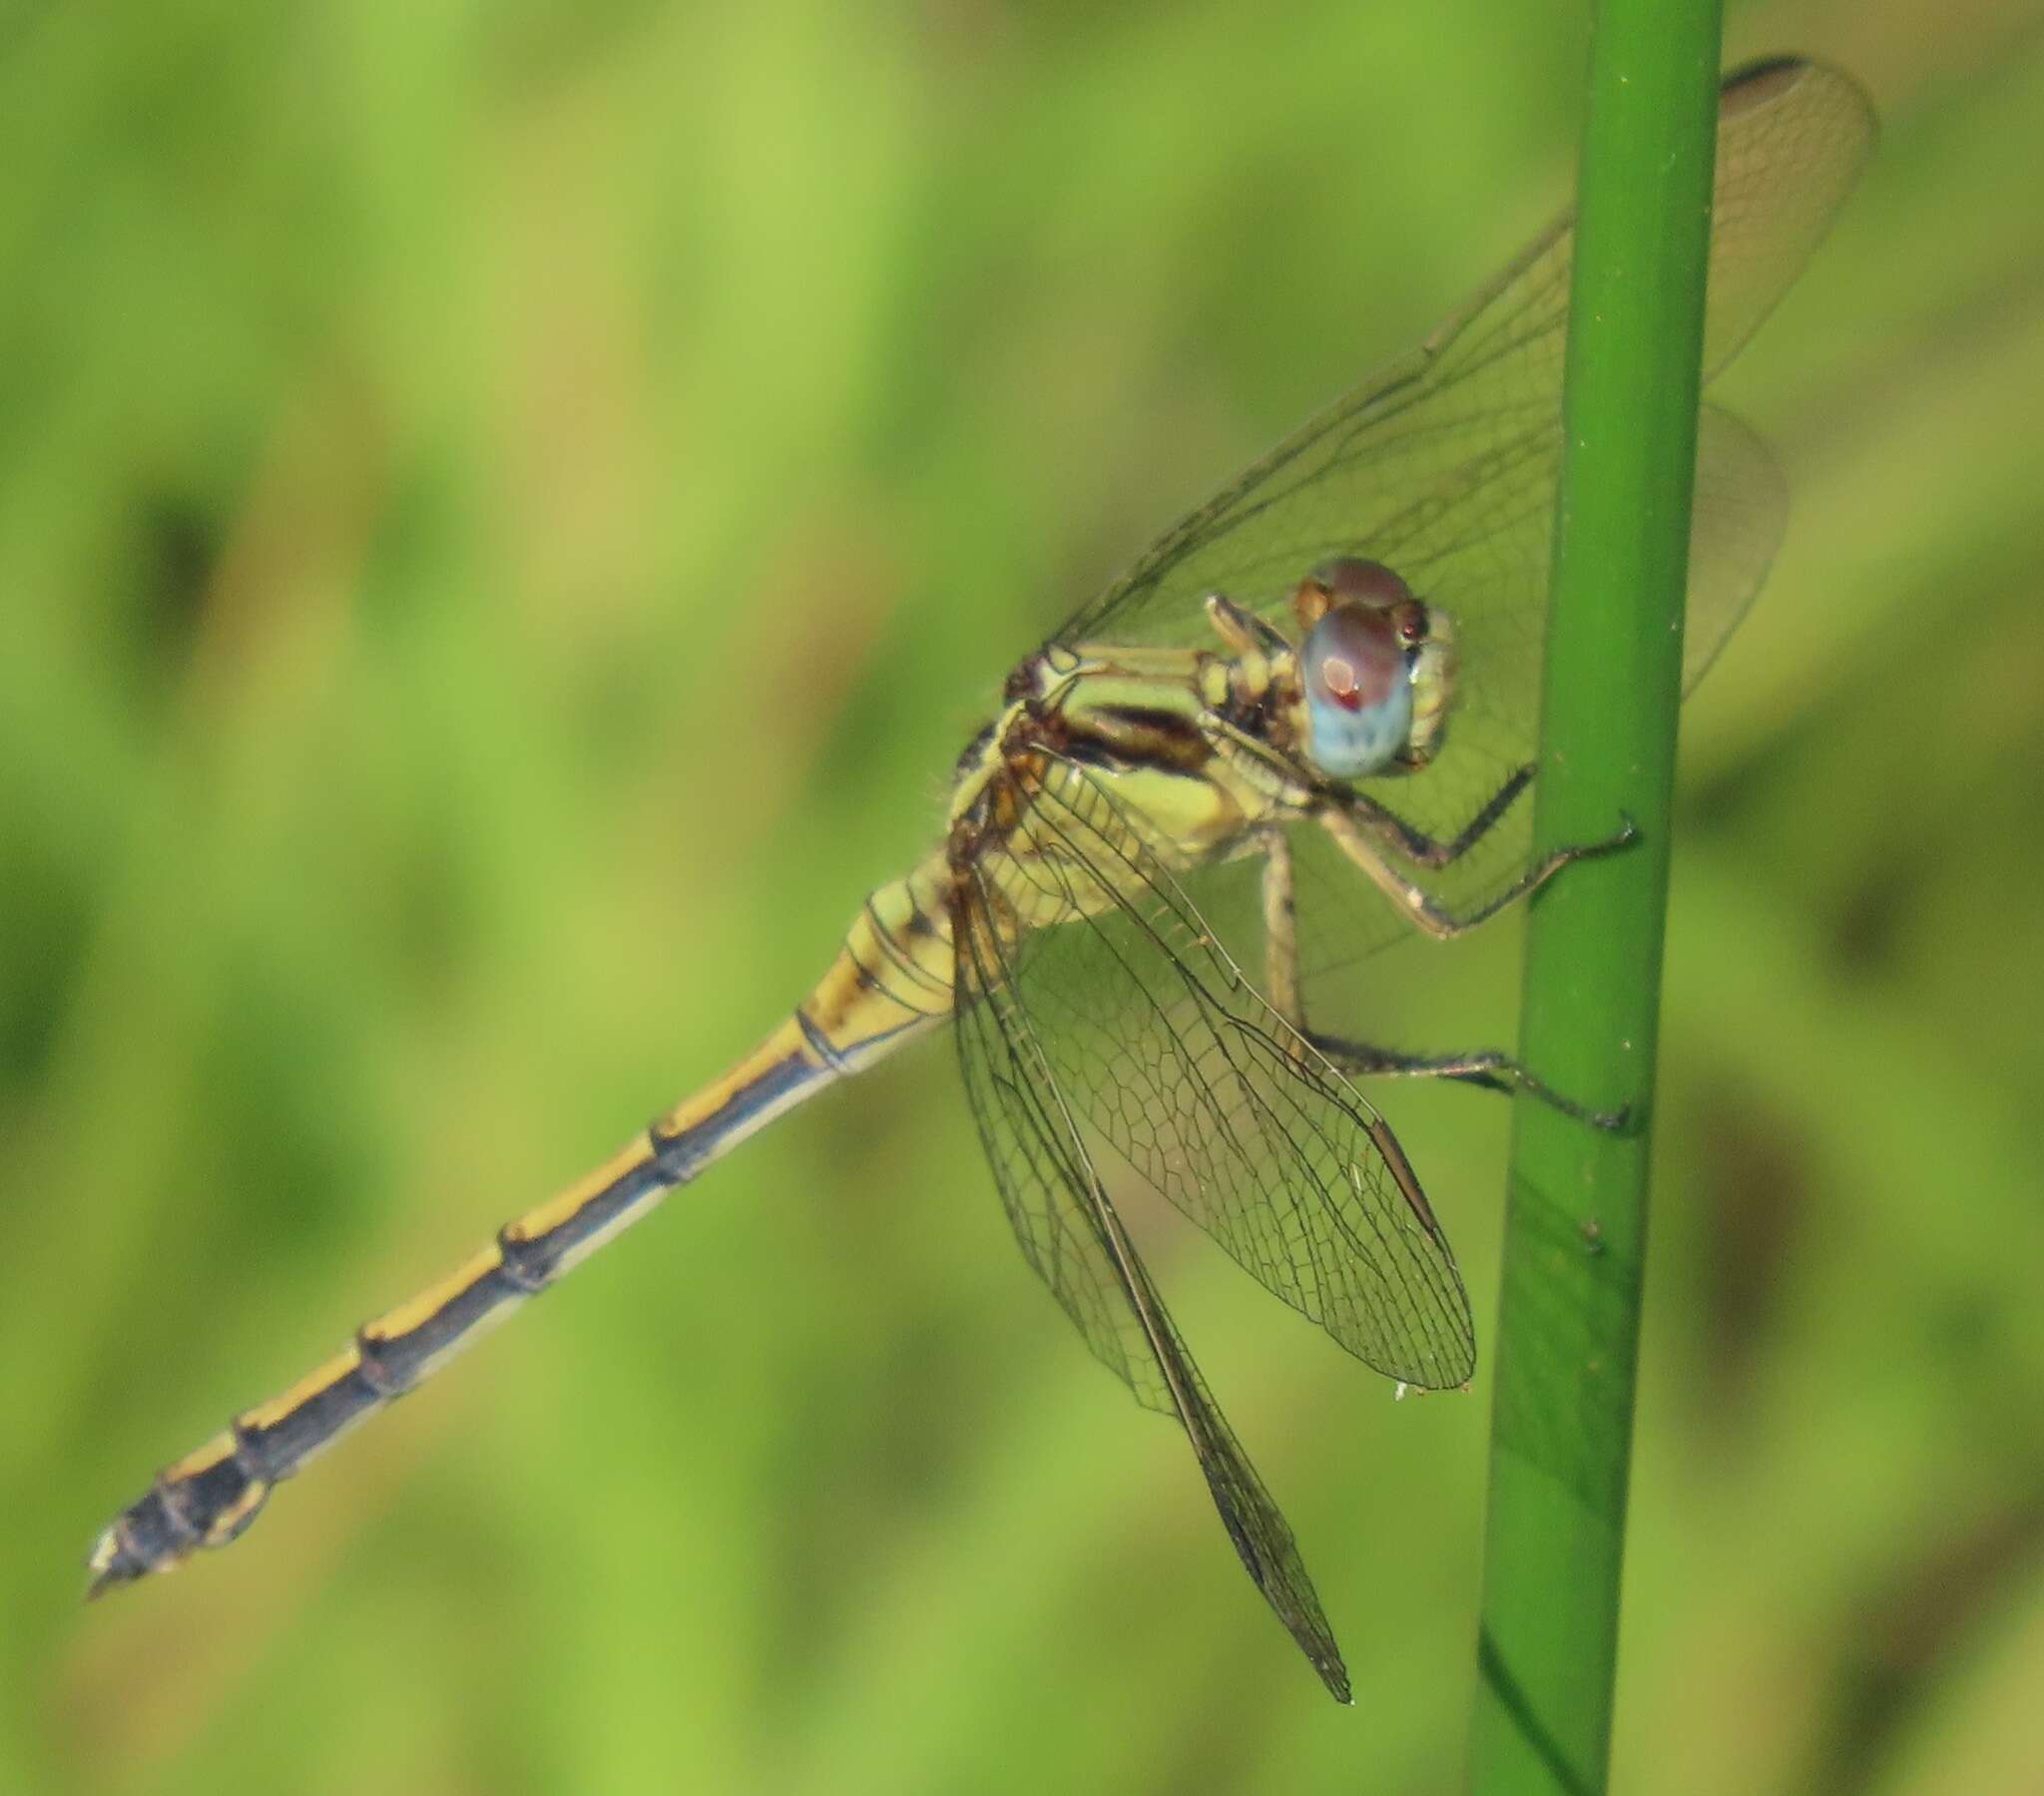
[1467, 7, 1725, 1792]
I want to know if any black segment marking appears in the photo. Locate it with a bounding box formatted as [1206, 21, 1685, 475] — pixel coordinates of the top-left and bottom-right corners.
[114, 1489, 196, 1574]
[494, 1227, 556, 1293]
[177, 1452, 259, 1539]
[230, 1420, 278, 1483]
[143, 1479, 206, 1550]
[863, 895, 949, 1000]
[795, 1009, 848, 1073]
[243, 1368, 381, 1481]
[351, 1328, 408, 1398]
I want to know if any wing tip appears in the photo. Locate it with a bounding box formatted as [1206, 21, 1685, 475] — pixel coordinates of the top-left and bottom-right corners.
[1318, 1653, 1356, 1705]
[1723, 55, 1816, 110]
[1720, 55, 1880, 156]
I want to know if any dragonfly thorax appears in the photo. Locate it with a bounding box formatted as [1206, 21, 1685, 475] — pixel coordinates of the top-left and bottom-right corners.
[972, 564, 1458, 864]
[942, 565, 1458, 888]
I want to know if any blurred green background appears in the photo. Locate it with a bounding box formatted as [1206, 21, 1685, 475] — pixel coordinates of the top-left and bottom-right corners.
[6, 0, 2042, 1790]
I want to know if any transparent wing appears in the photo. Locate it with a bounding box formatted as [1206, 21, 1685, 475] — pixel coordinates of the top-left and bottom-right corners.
[951, 756, 1484, 1694]
[1279, 403, 1790, 976]
[955, 933, 1351, 1699]
[964, 758, 1474, 1387]
[1051, 60, 1872, 897]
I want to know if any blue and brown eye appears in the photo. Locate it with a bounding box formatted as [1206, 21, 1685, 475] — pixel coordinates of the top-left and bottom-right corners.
[1310, 557, 1414, 610]
[1300, 600, 1416, 780]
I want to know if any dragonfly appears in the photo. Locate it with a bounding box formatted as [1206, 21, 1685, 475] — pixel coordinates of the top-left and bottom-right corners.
[88, 59, 1872, 1700]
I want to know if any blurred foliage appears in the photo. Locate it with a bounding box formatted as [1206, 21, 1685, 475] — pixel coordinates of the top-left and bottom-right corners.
[5, 1, 2043, 1792]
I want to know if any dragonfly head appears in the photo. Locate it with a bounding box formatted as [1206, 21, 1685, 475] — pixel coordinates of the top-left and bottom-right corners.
[1289, 558, 1455, 780]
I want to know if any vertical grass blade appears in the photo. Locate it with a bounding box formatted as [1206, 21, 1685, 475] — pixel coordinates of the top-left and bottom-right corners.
[1468, 5, 1726, 1790]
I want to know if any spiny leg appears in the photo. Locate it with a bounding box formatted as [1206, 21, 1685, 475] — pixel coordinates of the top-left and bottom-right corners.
[1331, 763, 1635, 876]
[1324, 764, 1539, 872]
[1258, 829, 1628, 1130]
[1315, 796, 1637, 942]
[1300, 1038, 1628, 1129]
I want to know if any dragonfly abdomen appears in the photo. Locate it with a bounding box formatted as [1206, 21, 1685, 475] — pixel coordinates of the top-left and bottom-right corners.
[88, 867, 964, 1594]
[87, 1101, 781, 1591]
[797, 857, 959, 1069]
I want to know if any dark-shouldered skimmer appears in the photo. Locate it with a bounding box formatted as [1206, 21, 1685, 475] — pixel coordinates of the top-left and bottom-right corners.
[88, 59, 1874, 1702]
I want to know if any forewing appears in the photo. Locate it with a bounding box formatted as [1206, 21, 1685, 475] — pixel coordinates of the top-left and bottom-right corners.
[1279, 402, 1789, 976]
[970, 757, 1474, 1388]
[953, 875, 1352, 1700]
[1050, 61, 1871, 872]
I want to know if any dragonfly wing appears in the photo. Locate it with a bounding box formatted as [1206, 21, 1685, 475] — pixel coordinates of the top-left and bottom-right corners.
[1278, 403, 1788, 980]
[1684, 403, 1789, 691]
[965, 758, 1475, 1387]
[954, 876, 1354, 1701]
[1049, 60, 1871, 867]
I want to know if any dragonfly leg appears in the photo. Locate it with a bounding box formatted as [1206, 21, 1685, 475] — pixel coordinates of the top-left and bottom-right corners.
[1259, 827, 1305, 1033]
[1262, 820, 1628, 1129]
[1302, 1035, 1630, 1130]
[1314, 801, 1637, 941]
[1330, 764, 1539, 870]
[1205, 591, 1290, 658]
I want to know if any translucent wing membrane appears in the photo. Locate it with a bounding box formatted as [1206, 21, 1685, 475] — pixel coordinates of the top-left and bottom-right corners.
[972, 760, 1474, 1385]
[952, 757, 1479, 1695]
[1051, 62, 1873, 935]
[954, 967, 1351, 1698]
[1278, 403, 1789, 981]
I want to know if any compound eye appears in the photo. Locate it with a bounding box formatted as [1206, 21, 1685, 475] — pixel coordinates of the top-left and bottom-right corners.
[1311, 558, 1414, 610]
[1300, 602, 1414, 779]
